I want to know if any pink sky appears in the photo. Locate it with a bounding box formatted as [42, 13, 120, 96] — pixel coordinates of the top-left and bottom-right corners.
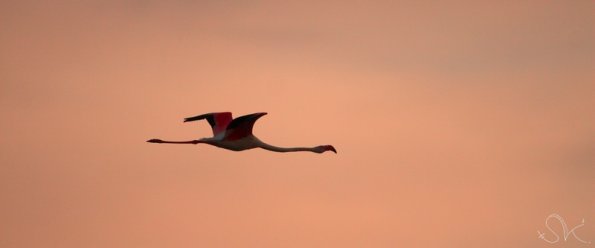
[1, 1, 593, 247]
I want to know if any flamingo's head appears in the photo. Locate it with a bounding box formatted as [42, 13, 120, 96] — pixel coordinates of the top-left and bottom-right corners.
[315, 145, 337, 154]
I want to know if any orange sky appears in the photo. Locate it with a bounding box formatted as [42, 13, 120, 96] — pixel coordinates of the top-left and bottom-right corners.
[1, 1, 593, 247]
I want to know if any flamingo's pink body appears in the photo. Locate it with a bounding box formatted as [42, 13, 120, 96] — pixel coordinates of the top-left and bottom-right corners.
[147, 112, 336, 154]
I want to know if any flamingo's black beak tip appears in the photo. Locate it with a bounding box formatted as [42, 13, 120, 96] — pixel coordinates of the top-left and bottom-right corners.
[327, 145, 337, 154]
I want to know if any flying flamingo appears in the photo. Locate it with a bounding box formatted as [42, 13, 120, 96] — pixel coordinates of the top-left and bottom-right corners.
[147, 112, 337, 154]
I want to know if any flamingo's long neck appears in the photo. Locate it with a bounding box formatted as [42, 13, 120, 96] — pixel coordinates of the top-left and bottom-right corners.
[255, 139, 317, 153]
[147, 139, 202, 144]
[161, 141, 197, 144]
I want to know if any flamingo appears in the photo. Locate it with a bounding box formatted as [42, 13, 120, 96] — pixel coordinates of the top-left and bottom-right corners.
[147, 112, 337, 154]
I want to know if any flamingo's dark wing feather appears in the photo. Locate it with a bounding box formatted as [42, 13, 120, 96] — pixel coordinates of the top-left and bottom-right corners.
[184, 112, 233, 136]
[224, 112, 267, 140]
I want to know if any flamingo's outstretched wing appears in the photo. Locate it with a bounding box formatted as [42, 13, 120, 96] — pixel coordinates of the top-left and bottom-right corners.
[224, 112, 267, 140]
[184, 112, 233, 137]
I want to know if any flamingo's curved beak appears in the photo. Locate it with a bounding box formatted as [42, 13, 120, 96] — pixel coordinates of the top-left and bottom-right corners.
[326, 145, 337, 153]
